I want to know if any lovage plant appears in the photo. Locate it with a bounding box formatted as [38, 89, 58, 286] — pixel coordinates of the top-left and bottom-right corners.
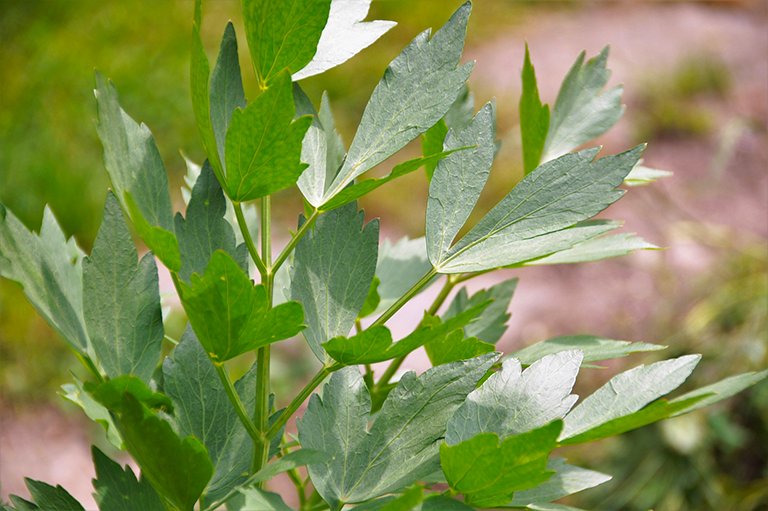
[1, 1, 765, 510]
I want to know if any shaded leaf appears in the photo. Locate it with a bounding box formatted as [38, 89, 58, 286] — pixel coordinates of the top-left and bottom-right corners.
[240, 488, 292, 511]
[358, 277, 381, 319]
[84, 192, 163, 382]
[293, 0, 396, 80]
[60, 376, 123, 449]
[124, 192, 180, 272]
[92, 446, 165, 511]
[175, 161, 248, 283]
[508, 335, 665, 366]
[178, 250, 305, 362]
[0, 204, 88, 357]
[210, 22, 247, 166]
[541, 47, 624, 163]
[443, 277, 518, 344]
[290, 203, 378, 360]
[15, 479, 84, 511]
[624, 162, 673, 187]
[446, 352, 582, 444]
[242, 0, 331, 86]
[323, 2, 474, 203]
[86, 375, 172, 414]
[520, 44, 550, 175]
[225, 71, 312, 201]
[298, 354, 498, 508]
[249, 449, 334, 485]
[374, 236, 433, 315]
[190, 21, 223, 184]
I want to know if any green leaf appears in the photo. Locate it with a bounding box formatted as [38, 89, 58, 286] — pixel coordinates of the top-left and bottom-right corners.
[425, 329, 495, 366]
[446, 352, 582, 444]
[508, 335, 665, 366]
[242, 0, 332, 86]
[427, 103, 495, 267]
[527, 504, 587, 511]
[508, 458, 611, 507]
[290, 203, 379, 361]
[178, 250, 305, 362]
[60, 376, 123, 449]
[323, 2, 474, 203]
[442, 277, 518, 343]
[124, 192, 180, 272]
[175, 161, 248, 283]
[293, 85, 346, 208]
[162, 325, 258, 503]
[84, 192, 163, 382]
[9, 496, 38, 511]
[324, 300, 490, 366]
[358, 277, 381, 319]
[14, 479, 84, 511]
[191, 21, 224, 184]
[87, 375, 172, 414]
[293, 0, 396, 80]
[669, 370, 768, 417]
[444, 83, 477, 134]
[559, 395, 706, 446]
[421, 120, 448, 181]
[435, 146, 644, 273]
[374, 237, 433, 315]
[298, 354, 498, 508]
[92, 446, 165, 511]
[0, 204, 89, 357]
[440, 422, 562, 508]
[418, 497, 475, 511]
[524, 232, 660, 266]
[210, 22, 247, 167]
[320, 150, 462, 212]
[240, 488, 292, 511]
[520, 44, 550, 175]
[624, 161, 673, 187]
[560, 355, 701, 440]
[93, 72, 176, 248]
[541, 47, 625, 163]
[224, 70, 312, 201]
[113, 393, 213, 511]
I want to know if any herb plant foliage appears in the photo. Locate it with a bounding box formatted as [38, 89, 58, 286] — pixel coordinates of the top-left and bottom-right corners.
[1, 1, 764, 510]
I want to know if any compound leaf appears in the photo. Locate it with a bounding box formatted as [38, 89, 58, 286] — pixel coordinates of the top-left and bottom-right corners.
[175, 161, 248, 283]
[225, 70, 312, 201]
[178, 250, 305, 362]
[560, 355, 700, 440]
[242, 0, 331, 86]
[508, 335, 665, 367]
[436, 146, 644, 273]
[446, 352, 582, 444]
[442, 277, 518, 344]
[541, 47, 624, 163]
[293, 0, 396, 80]
[0, 204, 88, 357]
[92, 446, 165, 511]
[440, 422, 562, 508]
[520, 44, 550, 175]
[323, 2, 474, 203]
[290, 203, 378, 361]
[298, 354, 498, 508]
[84, 192, 163, 383]
[427, 103, 495, 267]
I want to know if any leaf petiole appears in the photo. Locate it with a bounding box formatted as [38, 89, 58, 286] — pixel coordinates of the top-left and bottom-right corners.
[233, 201, 268, 276]
[273, 208, 320, 273]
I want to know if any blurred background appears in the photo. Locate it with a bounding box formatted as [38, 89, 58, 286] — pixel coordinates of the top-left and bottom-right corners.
[1, 0, 766, 509]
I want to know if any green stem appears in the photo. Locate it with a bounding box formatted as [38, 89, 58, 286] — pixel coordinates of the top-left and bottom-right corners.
[265, 363, 341, 440]
[370, 268, 438, 328]
[375, 273, 457, 390]
[273, 208, 319, 273]
[213, 362, 261, 444]
[252, 196, 273, 477]
[233, 201, 267, 277]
